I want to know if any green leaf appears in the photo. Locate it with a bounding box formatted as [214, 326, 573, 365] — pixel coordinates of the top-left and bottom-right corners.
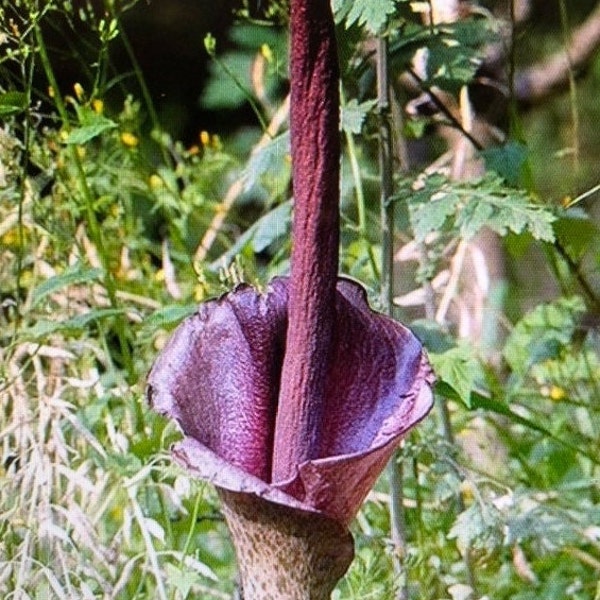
[214, 201, 292, 267]
[448, 502, 503, 555]
[480, 142, 528, 186]
[468, 391, 596, 462]
[31, 264, 104, 307]
[553, 209, 599, 260]
[341, 99, 377, 134]
[22, 308, 127, 339]
[165, 563, 199, 599]
[65, 114, 117, 144]
[243, 131, 289, 192]
[405, 173, 556, 243]
[430, 344, 480, 406]
[251, 201, 292, 253]
[144, 305, 197, 330]
[0, 91, 27, 116]
[503, 296, 586, 376]
[333, 0, 396, 33]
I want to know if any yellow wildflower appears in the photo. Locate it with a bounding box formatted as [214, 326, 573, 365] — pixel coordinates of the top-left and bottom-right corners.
[120, 131, 139, 148]
[73, 82, 85, 101]
[549, 385, 566, 401]
[149, 174, 163, 189]
[200, 130, 211, 146]
[261, 43, 273, 63]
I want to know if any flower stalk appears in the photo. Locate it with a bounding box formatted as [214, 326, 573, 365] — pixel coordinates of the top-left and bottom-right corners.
[273, 0, 340, 484]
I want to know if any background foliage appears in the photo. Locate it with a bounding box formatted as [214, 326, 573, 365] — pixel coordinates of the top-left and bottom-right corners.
[2, 0, 600, 598]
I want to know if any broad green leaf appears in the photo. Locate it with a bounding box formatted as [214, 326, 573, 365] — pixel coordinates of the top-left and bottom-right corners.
[0, 91, 27, 116]
[22, 308, 126, 339]
[243, 131, 290, 192]
[468, 391, 596, 463]
[252, 201, 292, 252]
[430, 344, 480, 406]
[553, 209, 599, 260]
[65, 115, 117, 144]
[31, 264, 104, 307]
[165, 563, 199, 599]
[215, 201, 292, 266]
[480, 142, 528, 186]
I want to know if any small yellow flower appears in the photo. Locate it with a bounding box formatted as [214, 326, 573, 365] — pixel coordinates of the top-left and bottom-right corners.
[73, 82, 85, 101]
[200, 130, 211, 146]
[120, 131, 139, 148]
[48, 86, 55, 99]
[92, 99, 104, 114]
[261, 43, 273, 63]
[59, 129, 69, 141]
[154, 269, 165, 282]
[549, 385, 566, 401]
[149, 174, 163, 189]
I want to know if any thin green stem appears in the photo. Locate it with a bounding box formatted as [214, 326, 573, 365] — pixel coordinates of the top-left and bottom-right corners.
[377, 33, 408, 600]
[341, 90, 367, 236]
[205, 38, 269, 134]
[558, 0, 580, 179]
[34, 21, 136, 385]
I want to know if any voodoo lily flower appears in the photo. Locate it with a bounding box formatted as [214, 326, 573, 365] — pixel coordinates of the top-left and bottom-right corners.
[147, 0, 434, 597]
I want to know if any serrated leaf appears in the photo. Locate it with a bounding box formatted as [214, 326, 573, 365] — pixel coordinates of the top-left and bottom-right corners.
[406, 174, 556, 243]
[335, 0, 396, 33]
[503, 296, 586, 376]
[448, 502, 503, 555]
[341, 99, 377, 134]
[408, 188, 459, 240]
[430, 345, 480, 406]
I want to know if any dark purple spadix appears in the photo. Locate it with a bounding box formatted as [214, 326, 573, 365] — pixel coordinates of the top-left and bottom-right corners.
[147, 0, 434, 596]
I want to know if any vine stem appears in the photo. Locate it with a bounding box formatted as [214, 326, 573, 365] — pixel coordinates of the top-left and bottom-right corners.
[377, 34, 409, 600]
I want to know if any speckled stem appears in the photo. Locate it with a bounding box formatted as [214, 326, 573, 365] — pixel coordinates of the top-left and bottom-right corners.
[272, 0, 341, 482]
[218, 490, 354, 600]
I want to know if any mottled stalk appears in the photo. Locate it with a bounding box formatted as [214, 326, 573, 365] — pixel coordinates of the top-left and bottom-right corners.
[272, 0, 341, 482]
[219, 490, 354, 600]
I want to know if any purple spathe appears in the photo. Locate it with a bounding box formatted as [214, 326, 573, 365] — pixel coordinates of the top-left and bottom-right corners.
[147, 276, 433, 526]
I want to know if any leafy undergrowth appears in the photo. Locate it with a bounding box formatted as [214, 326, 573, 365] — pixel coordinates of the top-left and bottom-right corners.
[3, 1, 600, 599]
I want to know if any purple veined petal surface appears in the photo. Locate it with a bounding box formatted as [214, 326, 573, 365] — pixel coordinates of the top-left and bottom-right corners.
[147, 278, 289, 482]
[147, 276, 434, 525]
